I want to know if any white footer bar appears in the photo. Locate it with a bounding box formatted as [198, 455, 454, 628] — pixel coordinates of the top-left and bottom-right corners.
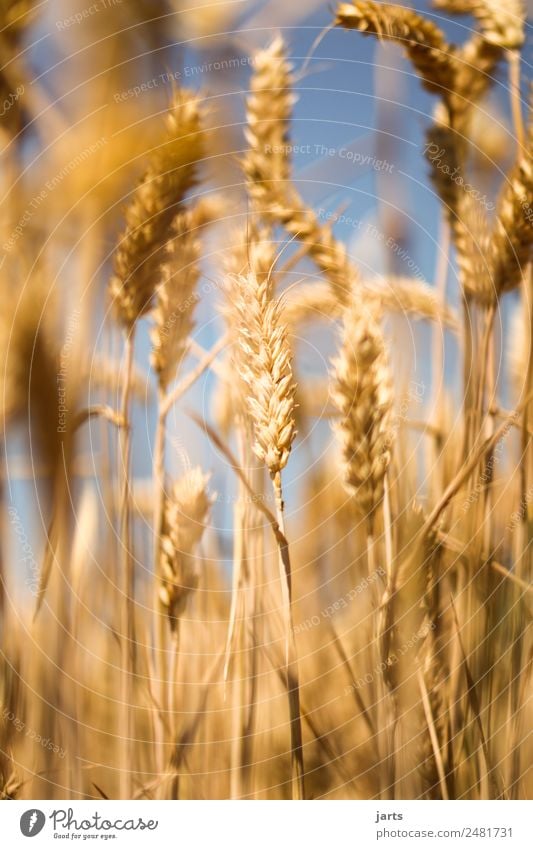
[3, 800, 531, 848]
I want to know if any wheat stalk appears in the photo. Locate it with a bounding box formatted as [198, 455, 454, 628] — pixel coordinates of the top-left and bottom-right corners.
[232, 267, 305, 799]
[108, 91, 206, 796]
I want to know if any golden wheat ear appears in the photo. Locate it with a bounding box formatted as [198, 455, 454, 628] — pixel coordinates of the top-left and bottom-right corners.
[433, 0, 525, 50]
[335, 2, 456, 96]
[491, 110, 533, 297]
[110, 90, 206, 329]
[151, 197, 220, 391]
[330, 298, 393, 532]
[231, 269, 297, 484]
[245, 38, 356, 303]
[159, 467, 213, 632]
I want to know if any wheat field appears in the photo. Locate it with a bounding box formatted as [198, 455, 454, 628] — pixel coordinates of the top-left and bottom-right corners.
[0, 0, 531, 801]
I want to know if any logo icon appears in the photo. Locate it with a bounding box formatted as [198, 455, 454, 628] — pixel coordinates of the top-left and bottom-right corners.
[20, 810, 46, 837]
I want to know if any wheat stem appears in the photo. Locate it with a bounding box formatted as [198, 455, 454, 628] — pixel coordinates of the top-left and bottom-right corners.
[273, 477, 305, 800]
[417, 668, 450, 800]
[509, 50, 525, 150]
[152, 385, 168, 784]
[119, 329, 135, 799]
[160, 334, 227, 419]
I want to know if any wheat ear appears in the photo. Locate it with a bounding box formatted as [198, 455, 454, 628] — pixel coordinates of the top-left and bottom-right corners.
[158, 467, 212, 796]
[491, 111, 533, 297]
[233, 270, 297, 483]
[151, 197, 219, 391]
[245, 39, 356, 303]
[331, 299, 393, 534]
[335, 2, 456, 96]
[433, 1, 525, 50]
[110, 90, 205, 329]
[159, 468, 212, 632]
[232, 268, 305, 799]
[0, 0, 36, 136]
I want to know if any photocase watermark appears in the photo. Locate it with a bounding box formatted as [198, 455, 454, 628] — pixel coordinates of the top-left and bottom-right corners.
[50, 808, 158, 834]
[520, 196, 533, 227]
[156, 278, 220, 342]
[2, 706, 66, 758]
[214, 492, 273, 505]
[344, 620, 436, 695]
[318, 208, 362, 230]
[55, 0, 122, 30]
[2, 137, 108, 254]
[367, 221, 426, 281]
[461, 425, 511, 513]
[0, 84, 24, 119]
[20, 807, 159, 838]
[57, 309, 81, 433]
[293, 567, 386, 637]
[264, 142, 394, 173]
[316, 210, 426, 281]
[8, 505, 39, 597]
[389, 380, 426, 442]
[425, 141, 495, 212]
[20, 810, 46, 837]
[507, 484, 533, 532]
[114, 56, 255, 102]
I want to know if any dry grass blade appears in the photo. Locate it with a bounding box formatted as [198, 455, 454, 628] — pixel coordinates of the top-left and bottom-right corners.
[423, 390, 533, 533]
